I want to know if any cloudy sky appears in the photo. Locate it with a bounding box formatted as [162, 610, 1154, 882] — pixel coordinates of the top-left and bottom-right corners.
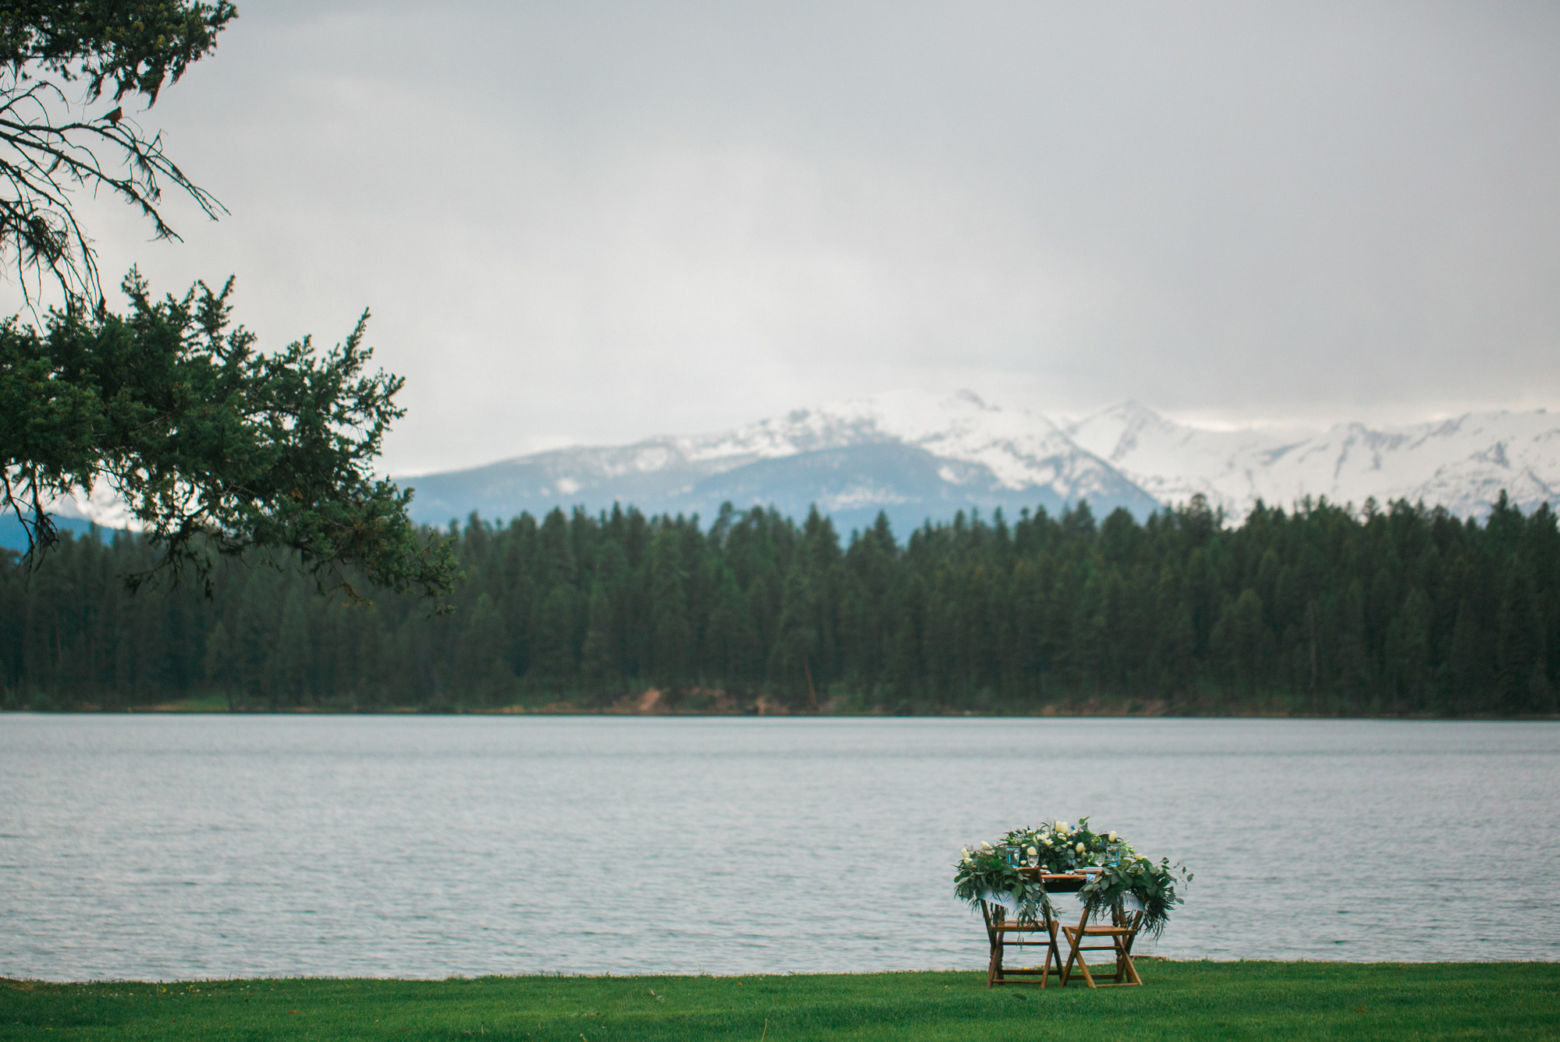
[29, 0, 1560, 475]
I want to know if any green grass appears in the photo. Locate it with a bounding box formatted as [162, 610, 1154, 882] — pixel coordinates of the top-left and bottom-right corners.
[4, 962, 1558, 1041]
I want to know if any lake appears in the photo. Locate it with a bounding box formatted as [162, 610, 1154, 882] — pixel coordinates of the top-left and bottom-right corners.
[1, 713, 1556, 981]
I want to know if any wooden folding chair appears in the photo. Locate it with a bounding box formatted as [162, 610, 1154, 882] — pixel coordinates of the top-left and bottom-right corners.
[1060, 904, 1144, 987]
[980, 899, 1063, 987]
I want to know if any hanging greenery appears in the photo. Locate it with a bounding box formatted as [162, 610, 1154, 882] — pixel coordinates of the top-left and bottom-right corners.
[1077, 854, 1191, 939]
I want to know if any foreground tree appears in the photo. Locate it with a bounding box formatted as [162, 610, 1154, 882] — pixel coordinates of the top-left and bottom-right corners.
[2, 0, 235, 303]
[1, 273, 455, 597]
[2, 3, 456, 599]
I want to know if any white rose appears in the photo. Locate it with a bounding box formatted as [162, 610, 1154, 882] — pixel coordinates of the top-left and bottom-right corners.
[1107, 832, 1117, 842]
[1041, 836, 1052, 846]
[1025, 846, 1037, 857]
[961, 848, 971, 859]
[1076, 843, 1086, 855]
[1056, 821, 1069, 832]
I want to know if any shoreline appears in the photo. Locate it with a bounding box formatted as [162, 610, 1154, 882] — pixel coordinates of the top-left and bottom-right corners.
[12, 705, 1560, 720]
[5, 958, 1560, 986]
[7, 704, 1559, 721]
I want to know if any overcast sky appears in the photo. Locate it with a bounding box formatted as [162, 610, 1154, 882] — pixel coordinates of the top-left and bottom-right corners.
[28, 1, 1560, 474]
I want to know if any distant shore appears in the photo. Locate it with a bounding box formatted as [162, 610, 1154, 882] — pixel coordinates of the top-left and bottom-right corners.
[5, 689, 1555, 720]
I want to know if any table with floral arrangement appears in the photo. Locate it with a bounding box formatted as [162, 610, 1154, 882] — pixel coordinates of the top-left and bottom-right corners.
[953, 818, 1190, 987]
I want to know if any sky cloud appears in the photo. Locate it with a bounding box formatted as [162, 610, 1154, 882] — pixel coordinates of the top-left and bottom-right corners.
[12, 1, 1558, 474]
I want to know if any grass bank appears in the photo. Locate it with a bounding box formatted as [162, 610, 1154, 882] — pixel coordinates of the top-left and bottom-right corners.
[4, 962, 1558, 1041]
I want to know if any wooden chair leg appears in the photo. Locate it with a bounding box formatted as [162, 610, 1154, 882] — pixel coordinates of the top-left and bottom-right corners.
[1066, 938, 1097, 988]
[982, 901, 1000, 987]
[1115, 909, 1143, 985]
[1118, 938, 1141, 986]
[1062, 916, 1095, 988]
[983, 899, 1067, 987]
[1062, 906, 1143, 988]
[1044, 920, 1062, 986]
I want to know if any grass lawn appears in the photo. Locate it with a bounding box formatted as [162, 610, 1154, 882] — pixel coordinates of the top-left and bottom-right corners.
[4, 961, 1558, 1041]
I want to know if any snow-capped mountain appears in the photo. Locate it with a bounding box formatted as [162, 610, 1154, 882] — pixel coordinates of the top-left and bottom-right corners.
[16, 392, 1556, 552]
[1064, 401, 1560, 521]
[403, 390, 1160, 534]
[405, 392, 1560, 533]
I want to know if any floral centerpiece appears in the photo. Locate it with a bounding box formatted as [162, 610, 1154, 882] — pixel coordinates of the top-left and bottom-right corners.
[953, 817, 1191, 938]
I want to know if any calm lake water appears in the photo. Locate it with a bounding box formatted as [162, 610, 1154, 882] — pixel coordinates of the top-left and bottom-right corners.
[1, 713, 1557, 981]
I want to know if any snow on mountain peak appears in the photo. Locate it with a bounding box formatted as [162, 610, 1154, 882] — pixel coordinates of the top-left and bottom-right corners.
[1064, 404, 1560, 519]
[32, 393, 1558, 545]
[456, 394, 1559, 526]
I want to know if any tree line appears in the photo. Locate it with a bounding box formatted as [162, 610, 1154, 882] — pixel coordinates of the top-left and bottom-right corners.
[2, 493, 1556, 716]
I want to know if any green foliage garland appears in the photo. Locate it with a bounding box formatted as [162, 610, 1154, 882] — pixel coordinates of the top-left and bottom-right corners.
[1077, 855, 1191, 939]
[953, 842, 1054, 924]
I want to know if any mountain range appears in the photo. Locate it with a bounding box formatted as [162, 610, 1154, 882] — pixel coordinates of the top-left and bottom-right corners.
[399, 391, 1560, 535]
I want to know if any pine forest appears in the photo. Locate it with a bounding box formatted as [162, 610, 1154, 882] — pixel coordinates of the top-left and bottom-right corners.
[2, 494, 1556, 717]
